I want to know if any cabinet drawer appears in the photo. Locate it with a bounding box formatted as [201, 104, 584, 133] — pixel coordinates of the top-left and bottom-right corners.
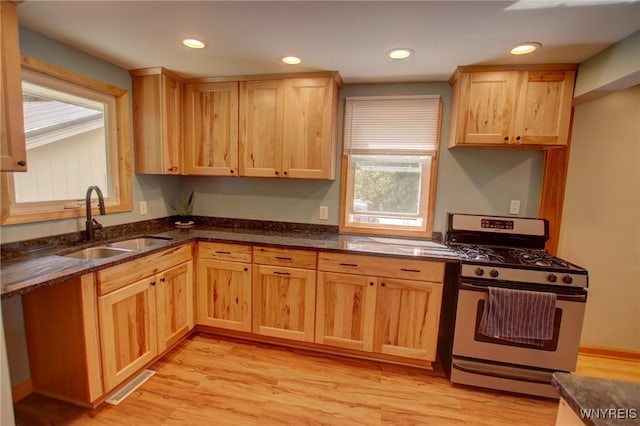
[97, 244, 192, 295]
[318, 252, 444, 282]
[253, 246, 317, 269]
[198, 242, 252, 262]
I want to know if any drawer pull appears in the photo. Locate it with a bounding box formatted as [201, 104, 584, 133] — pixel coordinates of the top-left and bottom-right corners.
[273, 271, 290, 276]
[215, 251, 231, 254]
[275, 256, 293, 261]
[400, 268, 421, 273]
[339, 263, 358, 267]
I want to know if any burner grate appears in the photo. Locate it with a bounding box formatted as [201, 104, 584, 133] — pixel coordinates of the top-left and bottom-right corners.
[510, 249, 570, 268]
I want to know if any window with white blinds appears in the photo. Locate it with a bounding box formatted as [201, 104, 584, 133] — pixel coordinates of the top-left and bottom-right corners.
[340, 94, 442, 237]
[343, 95, 441, 155]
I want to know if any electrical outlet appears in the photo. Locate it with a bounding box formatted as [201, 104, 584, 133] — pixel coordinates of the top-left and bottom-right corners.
[318, 205, 329, 220]
[139, 200, 148, 215]
[509, 200, 521, 215]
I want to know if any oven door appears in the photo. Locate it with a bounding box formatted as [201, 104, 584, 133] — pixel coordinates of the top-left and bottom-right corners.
[452, 281, 587, 372]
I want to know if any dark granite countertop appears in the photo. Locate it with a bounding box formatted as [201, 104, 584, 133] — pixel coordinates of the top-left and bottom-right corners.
[1, 219, 459, 299]
[552, 372, 640, 426]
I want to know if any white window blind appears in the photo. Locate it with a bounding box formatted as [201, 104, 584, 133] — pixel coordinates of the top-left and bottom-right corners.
[343, 95, 441, 155]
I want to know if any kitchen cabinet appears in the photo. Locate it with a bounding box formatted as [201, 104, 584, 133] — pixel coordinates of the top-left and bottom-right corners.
[448, 65, 577, 148]
[196, 242, 252, 332]
[239, 75, 339, 179]
[130, 67, 183, 174]
[252, 246, 317, 342]
[97, 246, 193, 392]
[317, 252, 444, 363]
[184, 81, 239, 175]
[1, 1, 27, 172]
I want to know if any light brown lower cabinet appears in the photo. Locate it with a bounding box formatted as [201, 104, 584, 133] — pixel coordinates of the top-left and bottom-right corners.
[23, 246, 194, 405]
[99, 259, 193, 392]
[316, 252, 444, 364]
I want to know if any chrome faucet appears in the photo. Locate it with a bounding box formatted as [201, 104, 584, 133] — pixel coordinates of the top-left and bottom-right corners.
[85, 185, 106, 240]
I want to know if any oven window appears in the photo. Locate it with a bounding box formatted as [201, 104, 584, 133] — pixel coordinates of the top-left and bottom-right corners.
[473, 300, 562, 351]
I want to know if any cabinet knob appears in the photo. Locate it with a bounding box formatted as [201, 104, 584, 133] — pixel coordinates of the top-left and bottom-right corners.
[369, 282, 374, 286]
[283, 171, 288, 176]
[244, 267, 248, 272]
[168, 166, 178, 172]
[229, 169, 234, 174]
[380, 282, 386, 287]
[160, 277, 166, 283]
[516, 136, 521, 142]
[275, 171, 279, 175]
[503, 136, 509, 142]
[17, 160, 26, 167]
[151, 281, 156, 286]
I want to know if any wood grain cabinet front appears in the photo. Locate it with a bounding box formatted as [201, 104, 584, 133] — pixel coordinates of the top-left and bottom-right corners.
[252, 247, 318, 342]
[196, 242, 253, 332]
[184, 81, 239, 175]
[316, 253, 444, 364]
[239, 75, 339, 179]
[98, 258, 194, 392]
[448, 65, 576, 149]
[0, 1, 27, 172]
[130, 67, 183, 174]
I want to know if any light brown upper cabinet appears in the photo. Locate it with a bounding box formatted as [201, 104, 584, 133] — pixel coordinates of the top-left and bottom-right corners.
[239, 75, 340, 179]
[448, 65, 577, 149]
[130, 67, 183, 174]
[1, 1, 27, 172]
[184, 81, 239, 175]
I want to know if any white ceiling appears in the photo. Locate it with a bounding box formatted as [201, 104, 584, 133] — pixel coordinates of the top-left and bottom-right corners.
[16, 1, 640, 83]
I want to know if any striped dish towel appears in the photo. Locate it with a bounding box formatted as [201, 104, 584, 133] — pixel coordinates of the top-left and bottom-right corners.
[478, 287, 557, 346]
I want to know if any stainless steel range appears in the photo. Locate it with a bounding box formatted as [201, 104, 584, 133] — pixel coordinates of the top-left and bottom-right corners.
[445, 213, 588, 398]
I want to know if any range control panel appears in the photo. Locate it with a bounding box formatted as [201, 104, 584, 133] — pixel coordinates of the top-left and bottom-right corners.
[481, 219, 514, 230]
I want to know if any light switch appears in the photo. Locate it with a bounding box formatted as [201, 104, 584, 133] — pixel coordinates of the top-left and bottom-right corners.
[318, 205, 329, 220]
[509, 200, 521, 215]
[139, 200, 148, 215]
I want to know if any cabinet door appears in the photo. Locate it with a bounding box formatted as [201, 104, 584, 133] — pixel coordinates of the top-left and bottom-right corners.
[252, 265, 316, 342]
[156, 261, 194, 351]
[197, 258, 252, 332]
[184, 81, 239, 175]
[514, 70, 575, 146]
[315, 271, 377, 351]
[373, 278, 443, 362]
[98, 276, 158, 391]
[455, 71, 518, 145]
[0, 1, 27, 172]
[131, 71, 182, 174]
[283, 78, 337, 179]
[239, 80, 284, 177]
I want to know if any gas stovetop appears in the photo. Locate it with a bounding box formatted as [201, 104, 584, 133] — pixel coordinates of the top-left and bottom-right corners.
[446, 213, 588, 289]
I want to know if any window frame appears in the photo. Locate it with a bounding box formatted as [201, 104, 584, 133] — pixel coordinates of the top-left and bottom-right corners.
[1, 55, 132, 225]
[339, 96, 442, 238]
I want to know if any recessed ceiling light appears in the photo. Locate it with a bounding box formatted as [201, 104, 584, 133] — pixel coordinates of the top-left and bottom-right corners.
[387, 48, 413, 60]
[281, 56, 302, 65]
[182, 38, 206, 49]
[510, 42, 541, 55]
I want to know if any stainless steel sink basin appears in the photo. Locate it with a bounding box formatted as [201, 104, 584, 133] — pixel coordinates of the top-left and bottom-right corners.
[106, 237, 168, 250]
[63, 246, 132, 260]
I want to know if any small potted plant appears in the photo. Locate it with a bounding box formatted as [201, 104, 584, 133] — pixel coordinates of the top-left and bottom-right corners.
[172, 191, 195, 228]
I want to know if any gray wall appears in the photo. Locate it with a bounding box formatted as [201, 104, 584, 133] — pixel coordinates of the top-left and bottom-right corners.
[186, 82, 543, 233]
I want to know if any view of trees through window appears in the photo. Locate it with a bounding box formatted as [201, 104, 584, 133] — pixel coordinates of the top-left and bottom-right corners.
[351, 155, 426, 226]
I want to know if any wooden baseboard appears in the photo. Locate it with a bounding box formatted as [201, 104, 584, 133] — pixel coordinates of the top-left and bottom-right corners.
[12, 378, 32, 402]
[579, 345, 640, 361]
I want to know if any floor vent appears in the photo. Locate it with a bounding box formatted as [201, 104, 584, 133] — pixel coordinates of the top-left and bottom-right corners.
[105, 369, 156, 405]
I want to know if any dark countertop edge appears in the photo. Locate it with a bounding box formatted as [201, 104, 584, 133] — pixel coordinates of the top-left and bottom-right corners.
[1, 228, 459, 299]
[552, 372, 640, 426]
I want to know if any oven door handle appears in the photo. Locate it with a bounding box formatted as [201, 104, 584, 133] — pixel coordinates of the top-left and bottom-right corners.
[459, 282, 587, 303]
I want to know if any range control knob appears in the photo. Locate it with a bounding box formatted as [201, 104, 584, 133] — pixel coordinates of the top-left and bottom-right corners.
[489, 269, 499, 278]
[475, 268, 485, 277]
[547, 274, 558, 283]
[562, 275, 574, 284]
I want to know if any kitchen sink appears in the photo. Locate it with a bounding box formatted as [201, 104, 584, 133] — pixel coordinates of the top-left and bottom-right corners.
[63, 246, 132, 260]
[106, 237, 169, 250]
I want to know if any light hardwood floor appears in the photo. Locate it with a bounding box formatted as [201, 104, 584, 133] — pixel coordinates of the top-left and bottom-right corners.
[13, 333, 640, 425]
